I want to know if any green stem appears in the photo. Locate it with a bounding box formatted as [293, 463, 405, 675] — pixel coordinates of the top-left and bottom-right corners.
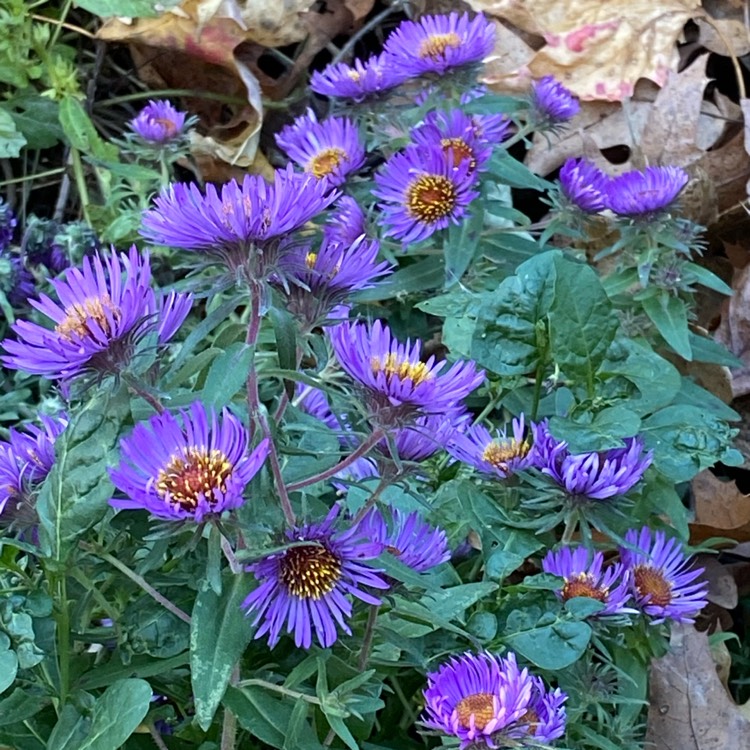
[561, 512, 579, 545]
[147, 724, 170, 750]
[122, 373, 165, 414]
[352, 477, 390, 525]
[235, 678, 321, 705]
[69, 148, 92, 226]
[530, 360, 544, 422]
[55, 574, 70, 706]
[357, 605, 379, 672]
[220, 707, 237, 750]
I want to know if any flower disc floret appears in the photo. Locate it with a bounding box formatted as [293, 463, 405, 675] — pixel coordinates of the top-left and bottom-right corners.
[242, 505, 389, 648]
[604, 165, 689, 217]
[559, 157, 610, 213]
[310, 53, 407, 101]
[109, 401, 269, 522]
[129, 100, 187, 144]
[620, 527, 708, 623]
[383, 12, 495, 77]
[1, 247, 192, 381]
[531, 76, 580, 124]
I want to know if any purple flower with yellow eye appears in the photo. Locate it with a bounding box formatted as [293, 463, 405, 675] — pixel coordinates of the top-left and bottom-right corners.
[1, 247, 192, 381]
[109, 401, 270, 522]
[129, 100, 187, 144]
[329, 319, 484, 424]
[604, 166, 689, 218]
[531, 76, 580, 125]
[620, 527, 708, 624]
[533, 422, 652, 501]
[310, 53, 408, 102]
[516, 678, 567, 745]
[373, 145, 479, 244]
[383, 12, 495, 78]
[542, 546, 634, 617]
[242, 505, 389, 649]
[559, 157, 609, 213]
[276, 110, 366, 186]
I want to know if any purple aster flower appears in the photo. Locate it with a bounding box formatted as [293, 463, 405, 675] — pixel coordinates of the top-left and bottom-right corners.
[0, 197, 17, 252]
[129, 100, 187, 144]
[109, 401, 270, 522]
[421, 651, 535, 748]
[276, 109, 366, 186]
[620, 527, 708, 624]
[1, 247, 192, 381]
[447, 416, 536, 480]
[559, 157, 610, 213]
[383, 12, 495, 78]
[1, 252, 35, 307]
[541, 546, 634, 617]
[356, 507, 450, 573]
[329, 319, 484, 424]
[242, 505, 389, 649]
[296, 382, 343, 433]
[531, 75, 580, 125]
[323, 197, 367, 247]
[533, 422, 652, 501]
[333, 455, 380, 490]
[373, 145, 479, 244]
[140, 166, 338, 271]
[515, 677, 567, 744]
[310, 53, 408, 102]
[470, 113, 512, 144]
[604, 165, 689, 218]
[381, 412, 461, 463]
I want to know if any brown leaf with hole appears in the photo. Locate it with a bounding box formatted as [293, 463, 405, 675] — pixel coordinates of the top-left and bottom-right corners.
[691, 470, 750, 543]
[646, 623, 750, 750]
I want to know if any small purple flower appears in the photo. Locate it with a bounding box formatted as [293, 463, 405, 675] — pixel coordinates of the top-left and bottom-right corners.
[542, 546, 634, 617]
[109, 401, 270, 522]
[1, 247, 192, 381]
[129, 100, 187, 144]
[373, 145, 479, 244]
[533, 422, 653, 501]
[559, 157, 609, 213]
[323, 197, 367, 247]
[242, 505, 389, 649]
[140, 166, 338, 268]
[447, 416, 536, 480]
[0, 197, 17, 252]
[620, 527, 708, 624]
[383, 413, 461, 463]
[357, 507, 450, 573]
[276, 110, 366, 186]
[296, 382, 345, 434]
[604, 166, 689, 218]
[1, 253, 35, 307]
[422, 651, 539, 748]
[310, 53, 408, 102]
[329, 319, 484, 424]
[383, 12, 495, 78]
[531, 76, 580, 124]
[516, 677, 567, 745]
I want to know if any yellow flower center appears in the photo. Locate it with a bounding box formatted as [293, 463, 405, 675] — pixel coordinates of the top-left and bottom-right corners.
[279, 544, 343, 599]
[633, 565, 673, 607]
[481, 439, 529, 472]
[371, 352, 432, 386]
[419, 32, 462, 60]
[456, 692, 495, 730]
[55, 295, 121, 342]
[309, 147, 348, 179]
[406, 175, 457, 223]
[441, 137, 475, 169]
[347, 70, 361, 82]
[562, 573, 608, 602]
[305, 252, 318, 269]
[156, 447, 233, 511]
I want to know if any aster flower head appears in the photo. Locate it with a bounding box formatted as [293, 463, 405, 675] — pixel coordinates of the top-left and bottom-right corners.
[383, 412, 463, 463]
[357, 507, 450, 573]
[140, 166, 338, 271]
[0, 252, 35, 307]
[559, 157, 610, 213]
[310, 53, 408, 102]
[242, 505, 389, 649]
[542, 546, 634, 617]
[329, 319, 484, 425]
[383, 12, 495, 78]
[109, 401, 270, 522]
[1, 247, 192, 382]
[620, 527, 708, 624]
[323, 196, 367, 247]
[533, 422, 653, 501]
[129, 100, 187, 144]
[447, 415, 536, 480]
[373, 144, 479, 244]
[276, 110, 366, 186]
[531, 76, 580, 126]
[0, 197, 17, 252]
[604, 165, 689, 218]
[516, 677, 567, 744]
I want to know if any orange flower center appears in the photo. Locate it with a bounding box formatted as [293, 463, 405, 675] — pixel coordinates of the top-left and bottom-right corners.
[522, 707, 539, 734]
[371, 352, 433, 386]
[154, 117, 179, 136]
[406, 175, 457, 222]
[456, 692, 495, 730]
[279, 544, 343, 599]
[309, 148, 348, 179]
[562, 573, 607, 602]
[441, 137, 475, 169]
[481, 439, 529, 472]
[156, 447, 233, 511]
[633, 565, 673, 607]
[419, 32, 462, 60]
[55, 295, 121, 342]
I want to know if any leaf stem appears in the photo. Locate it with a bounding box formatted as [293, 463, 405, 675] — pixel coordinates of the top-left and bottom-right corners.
[55, 574, 70, 707]
[561, 511, 579, 545]
[357, 605, 380, 672]
[235, 678, 322, 705]
[69, 148, 92, 226]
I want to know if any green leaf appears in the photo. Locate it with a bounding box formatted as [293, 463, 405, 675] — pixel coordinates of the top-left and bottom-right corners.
[444, 208, 484, 287]
[191, 574, 255, 730]
[269, 305, 298, 398]
[641, 292, 692, 360]
[36, 389, 129, 562]
[485, 529, 543, 582]
[486, 150, 549, 190]
[687, 332, 743, 367]
[548, 255, 618, 387]
[202, 342, 254, 408]
[354, 256, 444, 301]
[58, 97, 118, 160]
[48, 701, 92, 750]
[684, 261, 733, 295]
[80, 679, 152, 750]
[0, 635, 18, 694]
[73, 0, 181, 17]
[0, 688, 49, 726]
[224, 686, 300, 749]
[503, 612, 591, 669]
[1, 95, 62, 149]
[549, 405, 642, 453]
[0, 108, 26, 157]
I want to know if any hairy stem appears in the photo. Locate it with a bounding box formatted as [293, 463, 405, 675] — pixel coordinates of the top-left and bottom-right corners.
[236, 678, 321, 705]
[55, 574, 70, 707]
[561, 512, 579, 545]
[358, 604, 380, 672]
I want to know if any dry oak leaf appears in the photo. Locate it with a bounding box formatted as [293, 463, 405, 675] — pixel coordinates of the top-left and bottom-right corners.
[714, 262, 750, 398]
[467, 0, 701, 100]
[646, 623, 750, 750]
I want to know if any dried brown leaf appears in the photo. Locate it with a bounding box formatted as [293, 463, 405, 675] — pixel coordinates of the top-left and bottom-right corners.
[693, 470, 750, 529]
[714, 263, 750, 397]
